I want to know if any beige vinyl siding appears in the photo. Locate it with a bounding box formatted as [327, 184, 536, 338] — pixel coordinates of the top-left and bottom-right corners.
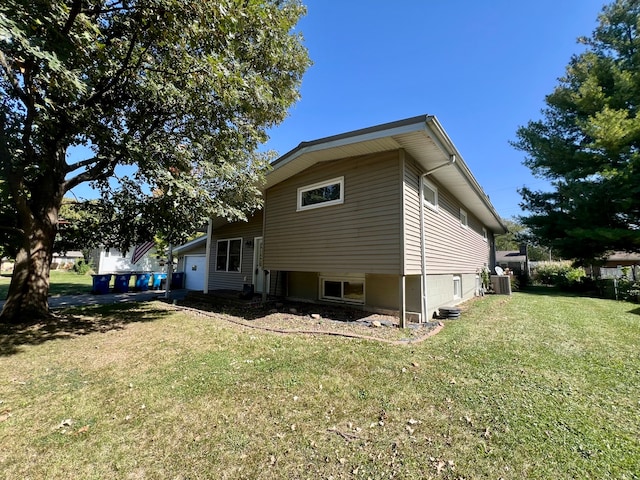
[264, 151, 403, 274]
[403, 158, 423, 274]
[208, 212, 264, 291]
[423, 184, 490, 274]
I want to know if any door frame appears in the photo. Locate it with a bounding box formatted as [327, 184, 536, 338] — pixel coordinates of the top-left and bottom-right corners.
[252, 236, 269, 293]
[184, 254, 206, 291]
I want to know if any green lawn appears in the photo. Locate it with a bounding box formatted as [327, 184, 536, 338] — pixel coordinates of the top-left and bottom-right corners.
[0, 292, 639, 479]
[0, 270, 94, 299]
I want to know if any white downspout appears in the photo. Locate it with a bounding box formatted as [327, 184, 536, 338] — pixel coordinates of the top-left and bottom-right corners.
[420, 155, 456, 322]
[203, 218, 213, 294]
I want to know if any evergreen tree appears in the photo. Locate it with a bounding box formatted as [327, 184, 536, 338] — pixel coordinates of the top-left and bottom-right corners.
[513, 0, 640, 262]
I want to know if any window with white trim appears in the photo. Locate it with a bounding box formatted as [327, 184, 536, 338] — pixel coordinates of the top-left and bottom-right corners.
[320, 275, 365, 304]
[453, 275, 462, 299]
[216, 238, 242, 272]
[422, 178, 438, 210]
[297, 177, 344, 211]
[482, 227, 488, 242]
[460, 208, 468, 228]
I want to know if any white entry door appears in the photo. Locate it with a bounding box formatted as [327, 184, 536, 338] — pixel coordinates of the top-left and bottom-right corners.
[252, 237, 270, 293]
[184, 255, 206, 291]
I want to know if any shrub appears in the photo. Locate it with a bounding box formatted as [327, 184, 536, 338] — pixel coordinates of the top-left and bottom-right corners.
[73, 259, 94, 275]
[532, 261, 586, 289]
[617, 278, 640, 302]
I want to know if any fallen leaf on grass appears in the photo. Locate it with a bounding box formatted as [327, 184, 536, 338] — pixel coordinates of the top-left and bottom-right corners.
[76, 425, 90, 434]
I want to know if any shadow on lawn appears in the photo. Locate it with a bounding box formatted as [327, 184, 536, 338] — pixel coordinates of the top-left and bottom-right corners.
[628, 306, 640, 316]
[0, 303, 174, 357]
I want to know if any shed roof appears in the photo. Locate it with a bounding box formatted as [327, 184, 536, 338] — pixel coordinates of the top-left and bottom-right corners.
[173, 235, 207, 255]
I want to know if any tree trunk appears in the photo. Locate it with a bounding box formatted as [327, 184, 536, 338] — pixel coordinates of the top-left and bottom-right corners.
[0, 216, 57, 323]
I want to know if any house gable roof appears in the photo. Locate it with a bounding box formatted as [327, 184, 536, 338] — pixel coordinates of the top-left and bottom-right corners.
[267, 115, 507, 233]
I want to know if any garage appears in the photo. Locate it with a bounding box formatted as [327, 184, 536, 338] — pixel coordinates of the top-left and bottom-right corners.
[183, 255, 206, 291]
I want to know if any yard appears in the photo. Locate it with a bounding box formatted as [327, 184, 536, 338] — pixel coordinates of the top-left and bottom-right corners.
[0, 270, 94, 299]
[0, 290, 638, 479]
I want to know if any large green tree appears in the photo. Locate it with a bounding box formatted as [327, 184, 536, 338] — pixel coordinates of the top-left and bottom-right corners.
[513, 0, 640, 262]
[0, 0, 310, 322]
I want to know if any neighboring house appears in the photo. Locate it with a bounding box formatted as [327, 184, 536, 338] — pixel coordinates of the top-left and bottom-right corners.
[89, 246, 163, 274]
[173, 235, 208, 291]
[496, 245, 529, 277]
[1, 257, 13, 273]
[598, 252, 640, 280]
[51, 250, 84, 270]
[201, 115, 507, 324]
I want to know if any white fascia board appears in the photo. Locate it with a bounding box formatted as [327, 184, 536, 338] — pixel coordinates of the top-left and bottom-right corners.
[270, 118, 431, 175]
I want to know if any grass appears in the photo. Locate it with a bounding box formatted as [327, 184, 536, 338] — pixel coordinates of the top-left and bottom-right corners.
[0, 270, 94, 300]
[0, 292, 639, 479]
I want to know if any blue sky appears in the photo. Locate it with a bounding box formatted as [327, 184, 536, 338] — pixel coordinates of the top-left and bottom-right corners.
[261, 0, 606, 220]
[70, 1, 606, 221]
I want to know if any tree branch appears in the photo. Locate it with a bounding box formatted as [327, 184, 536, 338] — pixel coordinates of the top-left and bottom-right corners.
[65, 155, 101, 174]
[0, 51, 27, 102]
[61, 0, 83, 35]
[63, 153, 120, 193]
[83, 30, 139, 108]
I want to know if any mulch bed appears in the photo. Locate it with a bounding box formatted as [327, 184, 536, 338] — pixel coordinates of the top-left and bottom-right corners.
[175, 298, 444, 344]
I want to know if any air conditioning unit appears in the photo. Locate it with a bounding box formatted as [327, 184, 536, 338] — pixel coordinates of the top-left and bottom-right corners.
[491, 275, 512, 295]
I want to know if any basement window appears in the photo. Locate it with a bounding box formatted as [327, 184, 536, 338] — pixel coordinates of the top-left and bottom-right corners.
[453, 275, 462, 300]
[320, 275, 365, 304]
[297, 177, 344, 211]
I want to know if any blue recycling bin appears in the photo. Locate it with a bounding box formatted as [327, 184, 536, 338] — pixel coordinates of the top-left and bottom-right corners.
[171, 272, 184, 289]
[91, 274, 112, 295]
[134, 272, 151, 291]
[113, 273, 132, 293]
[151, 272, 167, 290]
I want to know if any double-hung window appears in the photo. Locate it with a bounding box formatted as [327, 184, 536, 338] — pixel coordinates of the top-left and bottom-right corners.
[216, 238, 242, 272]
[297, 177, 344, 211]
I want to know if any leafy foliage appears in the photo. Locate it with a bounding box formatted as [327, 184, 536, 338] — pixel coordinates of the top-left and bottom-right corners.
[1, 0, 310, 249]
[532, 261, 587, 289]
[72, 258, 93, 275]
[513, 0, 640, 262]
[0, 0, 310, 320]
